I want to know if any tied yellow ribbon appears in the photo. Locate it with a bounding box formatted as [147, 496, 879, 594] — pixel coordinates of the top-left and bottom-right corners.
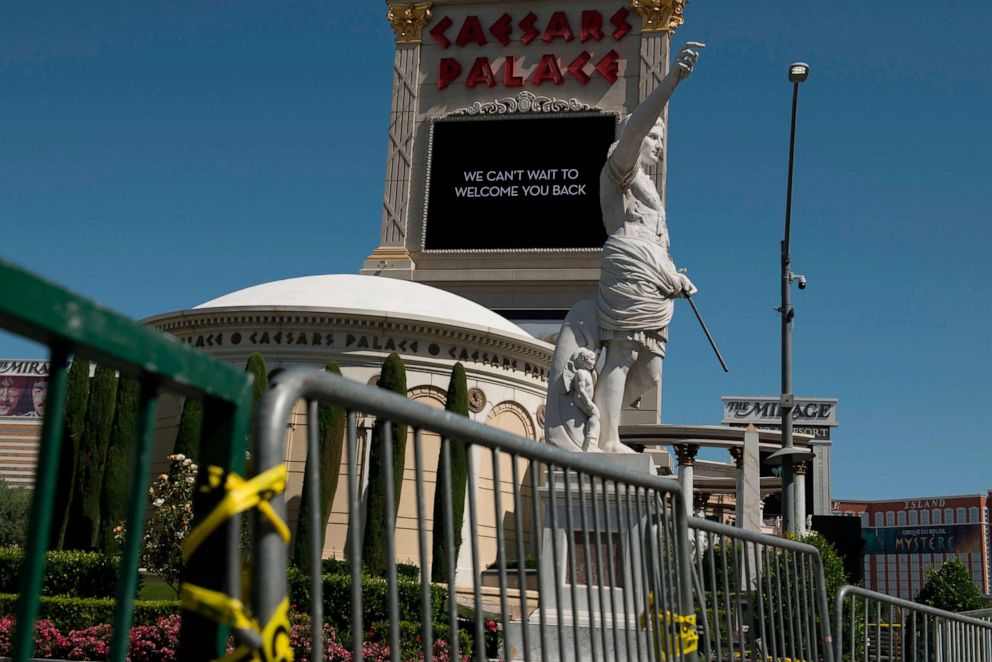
[640, 592, 699, 660]
[179, 464, 293, 660]
[183, 464, 290, 562]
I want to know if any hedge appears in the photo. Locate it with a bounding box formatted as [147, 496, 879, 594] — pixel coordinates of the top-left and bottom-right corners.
[0, 548, 121, 598]
[287, 567, 446, 630]
[0, 594, 177, 632]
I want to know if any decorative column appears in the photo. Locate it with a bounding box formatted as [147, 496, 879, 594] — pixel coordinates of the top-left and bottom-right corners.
[363, 2, 431, 274]
[674, 443, 699, 520]
[795, 460, 809, 537]
[693, 490, 710, 518]
[729, 446, 744, 523]
[630, 0, 688, 205]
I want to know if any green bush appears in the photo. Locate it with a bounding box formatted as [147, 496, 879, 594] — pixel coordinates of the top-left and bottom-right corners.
[362, 353, 408, 576]
[431, 363, 469, 583]
[0, 593, 177, 631]
[50, 358, 90, 549]
[0, 479, 31, 548]
[294, 361, 346, 575]
[64, 365, 118, 550]
[287, 569, 445, 630]
[0, 548, 122, 597]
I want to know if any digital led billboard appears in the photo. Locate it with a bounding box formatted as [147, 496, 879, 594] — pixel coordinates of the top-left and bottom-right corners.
[422, 113, 616, 251]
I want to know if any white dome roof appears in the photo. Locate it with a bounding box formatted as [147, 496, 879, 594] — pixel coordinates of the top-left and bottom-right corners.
[194, 274, 530, 337]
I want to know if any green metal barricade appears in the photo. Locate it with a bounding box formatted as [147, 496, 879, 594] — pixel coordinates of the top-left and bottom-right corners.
[0, 258, 255, 661]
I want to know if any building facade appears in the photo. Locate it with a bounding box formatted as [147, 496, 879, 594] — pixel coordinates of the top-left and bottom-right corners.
[834, 493, 992, 600]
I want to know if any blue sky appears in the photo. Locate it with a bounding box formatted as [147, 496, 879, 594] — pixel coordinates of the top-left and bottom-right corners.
[2, 1, 989, 500]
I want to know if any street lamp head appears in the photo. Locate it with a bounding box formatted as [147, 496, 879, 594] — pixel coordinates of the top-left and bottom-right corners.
[788, 62, 810, 83]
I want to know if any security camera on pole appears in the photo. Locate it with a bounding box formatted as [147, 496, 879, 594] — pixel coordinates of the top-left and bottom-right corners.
[777, 62, 810, 536]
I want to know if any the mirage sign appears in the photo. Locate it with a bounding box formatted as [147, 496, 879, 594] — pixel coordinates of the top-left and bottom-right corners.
[721, 396, 838, 427]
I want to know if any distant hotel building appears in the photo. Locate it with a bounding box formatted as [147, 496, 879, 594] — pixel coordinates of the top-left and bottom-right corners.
[834, 493, 992, 600]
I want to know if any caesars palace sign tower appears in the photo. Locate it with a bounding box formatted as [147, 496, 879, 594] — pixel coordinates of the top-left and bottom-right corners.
[361, 0, 689, 419]
[363, 0, 686, 310]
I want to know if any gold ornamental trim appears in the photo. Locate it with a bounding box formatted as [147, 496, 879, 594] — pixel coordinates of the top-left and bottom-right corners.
[630, 0, 686, 34]
[368, 246, 412, 261]
[387, 2, 432, 45]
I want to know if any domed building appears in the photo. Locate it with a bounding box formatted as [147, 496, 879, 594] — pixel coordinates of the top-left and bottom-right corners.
[143, 274, 553, 572]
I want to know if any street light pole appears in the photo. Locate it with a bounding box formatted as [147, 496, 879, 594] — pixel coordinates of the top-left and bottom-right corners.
[780, 62, 809, 536]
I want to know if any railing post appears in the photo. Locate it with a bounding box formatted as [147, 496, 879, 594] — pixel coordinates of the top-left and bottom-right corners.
[11, 348, 69, 662]
[674, 489, 697, 662]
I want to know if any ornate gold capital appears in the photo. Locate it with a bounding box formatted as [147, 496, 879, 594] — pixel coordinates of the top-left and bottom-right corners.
[674, 443, 699, 466]
[630, 0, 686, 34]
[729, 446, 743, 468]
[387, 2, 432, 45]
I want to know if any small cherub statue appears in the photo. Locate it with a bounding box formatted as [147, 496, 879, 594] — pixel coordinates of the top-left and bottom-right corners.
[563, 348, 600, 451]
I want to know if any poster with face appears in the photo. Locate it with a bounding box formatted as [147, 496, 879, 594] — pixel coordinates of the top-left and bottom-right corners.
[0, 361, 49, 418]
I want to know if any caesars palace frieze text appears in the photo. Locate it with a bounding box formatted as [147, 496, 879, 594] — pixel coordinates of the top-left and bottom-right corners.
[175, 329, 548, 381]
[429, 7, 634, 90]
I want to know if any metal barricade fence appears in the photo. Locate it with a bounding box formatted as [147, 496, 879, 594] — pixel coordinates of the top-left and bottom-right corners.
[0, 258, 255, 661]
[835, 586, 992, 662]
[688, 517, 835, 662]
[252, 366, 700, 661]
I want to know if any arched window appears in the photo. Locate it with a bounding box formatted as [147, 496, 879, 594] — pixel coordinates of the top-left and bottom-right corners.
[909, 510, 918, 525]
[956, 507, 966, 524]
[886, 511, 895, 527]
[932, 509, 942, 524]
[945, 508, 954, 524]
[970, 507, 980, 523]
[897, 511, 907, 526]
[875, 512, 884, 527]
[921, 510, 930, 525]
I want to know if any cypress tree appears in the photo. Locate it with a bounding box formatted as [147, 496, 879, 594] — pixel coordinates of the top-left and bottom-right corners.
[64, 364, 118, 550]
[293, 361, 346, 573]
[49, 358, 91, 550]
[245, 352, 268, 417]
[430, 363, 470, 582]
[361, 353, 407, 575]
[173, 398, 203, 459]
[99, 375, 140, 551]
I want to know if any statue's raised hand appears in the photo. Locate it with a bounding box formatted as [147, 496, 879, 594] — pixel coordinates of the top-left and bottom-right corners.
[675, 42, 705, 79]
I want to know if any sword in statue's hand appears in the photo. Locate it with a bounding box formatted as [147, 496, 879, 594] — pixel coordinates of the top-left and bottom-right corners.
[678, 268, 729, 373]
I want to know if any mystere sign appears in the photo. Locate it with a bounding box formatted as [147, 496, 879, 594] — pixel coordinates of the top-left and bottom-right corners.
[429, 7, 634, 90]
[423, 113, 615, 251]
[864, 524, 984, 555]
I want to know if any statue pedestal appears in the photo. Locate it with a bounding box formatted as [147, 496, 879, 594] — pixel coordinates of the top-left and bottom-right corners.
[504, 453, 658, 661]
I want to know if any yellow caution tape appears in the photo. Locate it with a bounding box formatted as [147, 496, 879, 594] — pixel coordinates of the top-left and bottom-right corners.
[183, 464, 290, 562]
[181, 582, 257, 633]
[640, 592, 699, 660]
[180, 463, 294, 660]
[218, 598, 293, 662]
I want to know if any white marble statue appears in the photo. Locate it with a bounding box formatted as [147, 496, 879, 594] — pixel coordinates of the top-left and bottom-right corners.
[563, 348, 600, 450]
[545, 42, 704, 453]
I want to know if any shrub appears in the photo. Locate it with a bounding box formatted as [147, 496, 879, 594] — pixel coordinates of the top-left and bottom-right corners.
[362, 353, 407, 576]
[0, 594, 177, 632]
[431, 363, 469, 583]
[0, 548, 121, 597]
[172, 397, 203, 460]
[49, 358, 90, 549]
[915, 557, 984, 612]
[99, 375, 140, 552]
[0, 479, 31, 548]
[0, 612, 181, 660]
[295, 361, 346, 575]
[64, 365, 118, 550]
[288, 571, 445, 633]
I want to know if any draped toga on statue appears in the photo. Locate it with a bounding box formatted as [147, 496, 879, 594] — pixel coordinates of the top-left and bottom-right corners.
[597, 147, 684, 358]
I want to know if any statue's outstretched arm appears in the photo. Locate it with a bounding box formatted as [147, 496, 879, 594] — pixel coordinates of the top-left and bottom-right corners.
[610, 42, 705, 175]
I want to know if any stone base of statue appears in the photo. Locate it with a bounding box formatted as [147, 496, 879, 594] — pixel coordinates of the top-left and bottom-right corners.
[503, 453, 658, 661]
